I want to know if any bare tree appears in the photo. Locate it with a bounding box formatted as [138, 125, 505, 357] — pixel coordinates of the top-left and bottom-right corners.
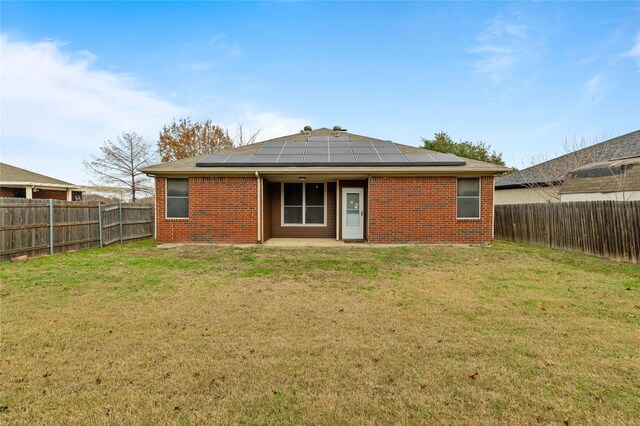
[524, 134, 607, 202]
[230, 120, 262, 147]
[84, 132, 155, 202]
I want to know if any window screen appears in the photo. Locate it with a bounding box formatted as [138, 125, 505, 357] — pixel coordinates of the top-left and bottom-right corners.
[167, 178, 189, 218]
[457, 178, 480, 218]
[283, 182, 325, 225]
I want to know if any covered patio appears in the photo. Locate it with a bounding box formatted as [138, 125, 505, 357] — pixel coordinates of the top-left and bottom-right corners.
[259, 174, 368, 243]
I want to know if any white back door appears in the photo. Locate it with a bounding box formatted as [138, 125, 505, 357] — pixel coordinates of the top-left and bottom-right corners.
[342, 188, 364, 240]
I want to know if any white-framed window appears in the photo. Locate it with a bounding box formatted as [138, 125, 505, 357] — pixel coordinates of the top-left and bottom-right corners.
[166, 178, 189, 218]
[282, 182, 326, 226]
[457, 178, 480, 219]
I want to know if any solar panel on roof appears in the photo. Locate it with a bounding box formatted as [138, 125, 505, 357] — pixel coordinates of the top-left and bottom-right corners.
[280, 146, 306, 154]
[195, 139, 466, 167]
[251, 155, 280, 163]
[303, 154, 330, 163]
[329, 147, 352, 154]
[306, 147, 328, 155]
[329, 136, 349, 144]
[223, 155, 254, 163]
[330, 154, 355, 162]
[263, 141, 286, 148]
[355, 154, 382, 163]
[307, 136, 328, 142]
[379, 154, 408, 163]
[258, 147, 284, 155]
[371, 140, 394, 147]
[277, 154, 304, 163]
[352, 147, 377, 154]
[376, 146, 401, 153]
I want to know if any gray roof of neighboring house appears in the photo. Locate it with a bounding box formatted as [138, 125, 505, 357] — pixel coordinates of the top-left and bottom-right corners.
[559, 156, 640, 194]
[496, 130, 640, 189]
[141, 127, 510, 175]
[0, 162, 77, 188]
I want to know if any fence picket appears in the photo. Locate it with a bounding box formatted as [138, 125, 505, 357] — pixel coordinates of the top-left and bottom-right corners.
[495, 201, 640, 263]
[0, 198, 154, 262]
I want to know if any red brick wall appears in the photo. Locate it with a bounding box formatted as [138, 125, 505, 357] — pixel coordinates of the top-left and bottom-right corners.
[0, 187, 18, 197]
[0, 188, 82, 200]
[155, 176, 258, 244]
[368, 176, 494, 244]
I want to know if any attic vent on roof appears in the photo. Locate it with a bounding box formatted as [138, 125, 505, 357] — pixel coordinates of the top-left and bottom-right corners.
[300, 125, 312, 135]
[333, 125, 347, 136]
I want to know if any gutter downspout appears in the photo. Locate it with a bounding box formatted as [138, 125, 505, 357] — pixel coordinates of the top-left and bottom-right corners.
[255, 171, 261, 243]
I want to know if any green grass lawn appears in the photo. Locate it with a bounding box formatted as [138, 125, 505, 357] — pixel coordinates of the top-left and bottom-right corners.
[1, 240, 638, 424]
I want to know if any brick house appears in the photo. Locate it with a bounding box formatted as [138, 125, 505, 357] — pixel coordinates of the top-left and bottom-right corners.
[141, 127, 509, 244]
[0, 162, 83, 201]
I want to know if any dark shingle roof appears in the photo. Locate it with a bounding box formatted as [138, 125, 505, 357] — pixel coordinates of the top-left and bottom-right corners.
[496, 130, 640, 188]
[142, 127, 510, 175]
[559, 156, 640, 194]
[0, 162, 76, 187]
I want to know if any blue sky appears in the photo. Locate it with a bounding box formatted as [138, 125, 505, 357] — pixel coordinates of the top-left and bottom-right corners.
[1, 1, 639, 183]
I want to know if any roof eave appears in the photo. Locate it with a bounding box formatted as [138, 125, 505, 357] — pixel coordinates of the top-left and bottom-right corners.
[142, 165, 508, 177]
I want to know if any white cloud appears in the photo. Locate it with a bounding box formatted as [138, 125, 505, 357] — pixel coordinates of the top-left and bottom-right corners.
[470, 14, 538, 82]
[624, 33, 640, 71]
[226, 107, 309, 142]
[583, 74, 606, 105]
[0, 34, 309, 184]
[0, 35, 187, 182]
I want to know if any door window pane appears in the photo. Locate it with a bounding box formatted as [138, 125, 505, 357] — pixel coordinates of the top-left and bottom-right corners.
[284, 183, 303, 205]
[306, 183, 324, 206]
[346, 209, 360, 226]
[346, 193, 359, 210]
[284, 206, 303, 224]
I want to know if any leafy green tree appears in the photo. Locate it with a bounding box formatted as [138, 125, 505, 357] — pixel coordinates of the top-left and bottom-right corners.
[421, 132, 506, 166]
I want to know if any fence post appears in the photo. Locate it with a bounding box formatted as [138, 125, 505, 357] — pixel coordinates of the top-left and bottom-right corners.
[49, 199, 54, 255]
[119, 202, 123, 243]
[97, 202, 103, 247]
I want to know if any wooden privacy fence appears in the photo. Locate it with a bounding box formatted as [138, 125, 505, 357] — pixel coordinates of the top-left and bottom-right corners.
[494, 201, 640, 263]
[0, 198, 154, 262]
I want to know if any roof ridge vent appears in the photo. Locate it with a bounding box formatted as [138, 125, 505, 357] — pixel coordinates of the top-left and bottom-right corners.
[333, 125, 347, 137]
[300, 125, 312, 136]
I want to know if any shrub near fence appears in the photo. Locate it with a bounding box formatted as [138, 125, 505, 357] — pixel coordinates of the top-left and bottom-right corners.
[494, 201, 640, 263]
[0, 198, 154, 262]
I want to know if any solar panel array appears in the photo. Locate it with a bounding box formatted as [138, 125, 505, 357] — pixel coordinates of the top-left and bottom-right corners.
[196, 137, 465, 167]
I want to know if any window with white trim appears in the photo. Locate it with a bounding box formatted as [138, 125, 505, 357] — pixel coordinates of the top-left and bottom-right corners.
[282, 182, 325, 225]
[166, 178, 189, 218]
[457, 178, 480, 219]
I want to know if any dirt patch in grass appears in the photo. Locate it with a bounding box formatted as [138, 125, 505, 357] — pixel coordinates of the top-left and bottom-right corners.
[1, 240, 638, 424]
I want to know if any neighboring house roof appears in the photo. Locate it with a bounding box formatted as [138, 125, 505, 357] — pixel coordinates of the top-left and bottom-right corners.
[0, 162, 79, 189]
[559, 156, 640, 195]
[141, 127, 510, 175]
[496, 130, 640, 189]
